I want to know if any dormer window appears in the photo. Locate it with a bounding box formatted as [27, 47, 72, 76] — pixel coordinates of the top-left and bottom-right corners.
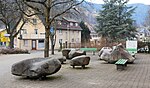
[70, 22, 73, 26]
[58, 21, 62, 25]
[75, 23, 78, 26]
[33, 18, 37, 25]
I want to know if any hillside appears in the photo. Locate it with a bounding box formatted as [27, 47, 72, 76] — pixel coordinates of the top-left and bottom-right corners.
[82, 2, 150, 26]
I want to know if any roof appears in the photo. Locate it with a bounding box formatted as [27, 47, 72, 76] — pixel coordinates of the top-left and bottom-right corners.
[138, 28, 150, 36]
[37, 15, 82, 31]
[85, 23, 97, 34]
[0, 29, 5, 32]
[62, 17, 79, 23]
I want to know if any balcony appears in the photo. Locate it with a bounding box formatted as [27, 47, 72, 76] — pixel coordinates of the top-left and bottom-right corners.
[22, 33, 45, 39]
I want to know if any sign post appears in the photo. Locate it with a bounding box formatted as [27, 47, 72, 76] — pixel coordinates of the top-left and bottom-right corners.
[126, 40, 137, 57]
[50, 27, 54, 35]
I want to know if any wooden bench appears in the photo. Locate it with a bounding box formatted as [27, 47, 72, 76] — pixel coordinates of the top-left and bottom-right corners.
[115, 59, 128, 70]
[80, 48, 97, 55]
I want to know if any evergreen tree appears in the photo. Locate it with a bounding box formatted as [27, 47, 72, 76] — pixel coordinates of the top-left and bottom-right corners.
[79, 21, 91, 47]
[96, 0, 136, 44]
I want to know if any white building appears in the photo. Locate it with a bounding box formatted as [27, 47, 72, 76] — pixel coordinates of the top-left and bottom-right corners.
[15, 16, 82, 50]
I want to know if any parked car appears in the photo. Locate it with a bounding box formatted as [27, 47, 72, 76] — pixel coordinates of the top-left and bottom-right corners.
[138, 47, 149, 53]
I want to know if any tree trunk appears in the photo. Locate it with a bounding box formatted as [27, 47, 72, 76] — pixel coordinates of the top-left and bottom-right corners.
[44, 29, 50, 57]
[100, 36, 107, 48]
[44, 6, 50, 57]
[9, 36, 14, 49]
[50, 36, 54, 55]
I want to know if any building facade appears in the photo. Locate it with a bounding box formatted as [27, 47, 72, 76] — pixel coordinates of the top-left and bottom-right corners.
[0, 29, 10, 47]
[137, 27, 150, 42]
[15, 16, 82, 50]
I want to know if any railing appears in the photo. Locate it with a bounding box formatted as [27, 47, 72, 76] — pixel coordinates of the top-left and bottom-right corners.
[22, 34, 45, 39]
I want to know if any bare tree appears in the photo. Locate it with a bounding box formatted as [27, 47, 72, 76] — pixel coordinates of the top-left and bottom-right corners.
[0, 0, 26, 48]
[16, 0, 84, 57]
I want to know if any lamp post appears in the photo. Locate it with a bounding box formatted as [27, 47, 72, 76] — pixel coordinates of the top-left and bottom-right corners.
[67, 24, 70, 48]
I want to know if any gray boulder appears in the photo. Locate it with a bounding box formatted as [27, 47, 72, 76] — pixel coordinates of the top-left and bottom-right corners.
[68, 50, 86, 59]
[56, 56, 66, 64]
[98, 44, 135, 63]
[62, 48, 71, 59]
[70, 55, 90, 68]
[11, 57, 61, 78]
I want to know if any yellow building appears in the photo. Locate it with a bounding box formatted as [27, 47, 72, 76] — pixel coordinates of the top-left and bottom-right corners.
[15, 16, 82, 50]
[0, 29, 10, 47]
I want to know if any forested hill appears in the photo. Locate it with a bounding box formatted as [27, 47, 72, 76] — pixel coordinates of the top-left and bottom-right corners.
[82, 2, 150, 26]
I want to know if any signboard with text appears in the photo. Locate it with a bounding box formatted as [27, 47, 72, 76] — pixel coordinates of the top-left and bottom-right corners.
[126, 40, 137, 56]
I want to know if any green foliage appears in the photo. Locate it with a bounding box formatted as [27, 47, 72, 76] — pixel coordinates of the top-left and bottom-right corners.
[96, 0, 136, 42]
[79, 21, 91, 44]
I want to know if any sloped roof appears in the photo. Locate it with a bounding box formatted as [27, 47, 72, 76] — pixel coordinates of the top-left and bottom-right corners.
[0, 29, 5, 32]
[85, 23, 97, 34]
[138, 28, 150, 36]
[62, 17, 79, 23]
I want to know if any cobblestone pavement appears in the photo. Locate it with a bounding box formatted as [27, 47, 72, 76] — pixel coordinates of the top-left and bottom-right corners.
[0, 52, 150, 88]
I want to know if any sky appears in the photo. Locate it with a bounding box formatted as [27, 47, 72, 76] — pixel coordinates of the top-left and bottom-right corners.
[86, 0, 150, 5]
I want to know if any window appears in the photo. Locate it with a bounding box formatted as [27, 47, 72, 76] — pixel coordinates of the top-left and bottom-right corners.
[40, 33, 45, 35]
[38, 39, 44, 48]
[76, 38, 79, 43]
[23, 40, 28, 46]
[58, 21, 62, 25]
[4, 42, 6, 46]
[66, 32, 68, 40]
[72, 38, 74, 42]
[59, 30, 62, 34]
[34, 29, 38, 34]
[75, 23, 78, 26]
[22, 29, 27, 34]
[0, 42, 2, 46]
[70, 22, 73, 26]
[59, 39, 62, 43]
[63, 22, 67, 25]
[33, 18, 37, 24]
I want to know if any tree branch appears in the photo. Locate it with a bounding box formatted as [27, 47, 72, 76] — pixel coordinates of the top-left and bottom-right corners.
[16, 0, 44, 17]
[50, 0, 84, 23]
[25, 0, 48, 8]
[50, 0, 72, 9]
[13, 20, 26, 37]
[11, 15, 23, 34]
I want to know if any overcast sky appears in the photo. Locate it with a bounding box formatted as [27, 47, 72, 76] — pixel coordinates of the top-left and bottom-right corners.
[86, 0, 150, 5]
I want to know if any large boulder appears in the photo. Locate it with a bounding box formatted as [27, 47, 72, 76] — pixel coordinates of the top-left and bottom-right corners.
[56, 56, 66, 64]
[119, 48, 135, 63]
[68, 50, 86, 59]
[99, 47, 112, 60]
[11, 57, 61, 78]
[70, 55, 90, 68]
[62, 48, 71, 59]
[98, 44, 135, 63]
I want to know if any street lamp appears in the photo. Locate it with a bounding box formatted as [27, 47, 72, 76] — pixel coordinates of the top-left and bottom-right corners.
[67, 24, 70, 48]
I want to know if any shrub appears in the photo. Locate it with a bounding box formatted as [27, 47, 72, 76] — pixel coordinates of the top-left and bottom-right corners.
[0, 48, 29, 54]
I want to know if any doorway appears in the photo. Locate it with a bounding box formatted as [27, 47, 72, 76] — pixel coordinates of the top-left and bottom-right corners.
[32, 40, 36, 50]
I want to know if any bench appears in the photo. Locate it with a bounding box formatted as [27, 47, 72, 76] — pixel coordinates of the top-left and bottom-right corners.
[80, 48, 97, 55]
[115, 59, 128, 70]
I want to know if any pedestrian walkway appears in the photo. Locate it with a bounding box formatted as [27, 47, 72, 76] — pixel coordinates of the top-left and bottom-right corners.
[0, 53, 150, 88]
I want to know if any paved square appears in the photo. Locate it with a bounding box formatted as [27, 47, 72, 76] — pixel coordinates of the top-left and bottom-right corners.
[0, 52, 149, 88]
